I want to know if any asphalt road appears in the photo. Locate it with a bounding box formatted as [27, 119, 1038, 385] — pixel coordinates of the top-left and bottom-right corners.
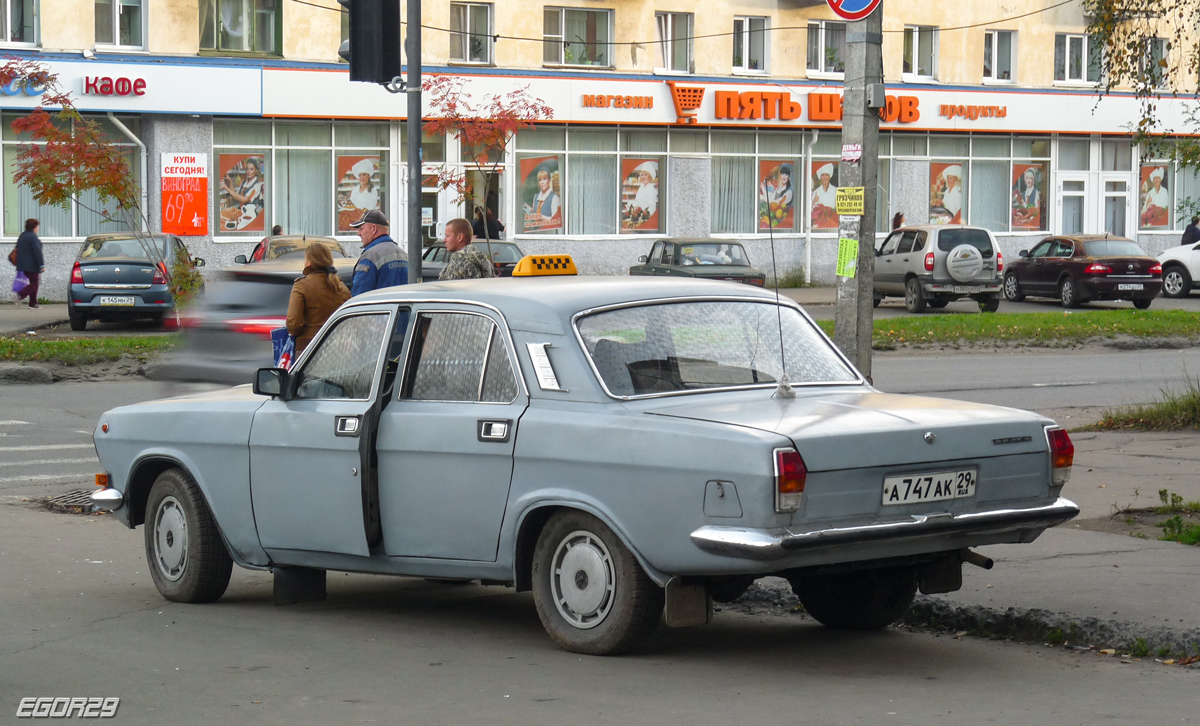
[807, 291, 1200, 320]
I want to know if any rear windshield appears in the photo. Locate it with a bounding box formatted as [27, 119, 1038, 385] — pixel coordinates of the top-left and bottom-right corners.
[79, 237, 170, 261]
[1083, 240, 1147, 257]
[198, 278, 293, 313]
[268, 240, 346, 260]
[480, 244, 523, 263]
[679, 244, 750, 267]
[937, 229, 994, 258]
[577, 301, 857, 397]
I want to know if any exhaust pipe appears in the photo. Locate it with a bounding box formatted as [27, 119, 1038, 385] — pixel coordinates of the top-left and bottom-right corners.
[960, 549, 994, 570]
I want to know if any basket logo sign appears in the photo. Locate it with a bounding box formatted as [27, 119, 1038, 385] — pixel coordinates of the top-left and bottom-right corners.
[826, 0, 881, 21]
[667, 82, 705, 124]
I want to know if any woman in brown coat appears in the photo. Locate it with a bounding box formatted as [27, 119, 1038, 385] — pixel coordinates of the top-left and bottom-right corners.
[286, 244, 351, 355]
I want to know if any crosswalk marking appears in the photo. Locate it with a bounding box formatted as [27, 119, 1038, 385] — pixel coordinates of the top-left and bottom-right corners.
[0, 473, 93, 484]
[0, 457, 97, 467]
[0, 444, 94, 452]
[0, 420, 32, 425]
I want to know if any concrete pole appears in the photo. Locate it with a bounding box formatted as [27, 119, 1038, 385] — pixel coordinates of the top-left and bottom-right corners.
[832, 5, 882, 381]
[405, 0, 423, 282]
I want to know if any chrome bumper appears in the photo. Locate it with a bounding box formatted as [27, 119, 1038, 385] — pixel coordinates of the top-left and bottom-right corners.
[690, 497, 1079, 561]
[90, 487, 124, 511]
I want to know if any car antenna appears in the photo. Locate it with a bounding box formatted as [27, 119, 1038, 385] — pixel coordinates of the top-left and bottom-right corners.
[767, 204, 795, 399]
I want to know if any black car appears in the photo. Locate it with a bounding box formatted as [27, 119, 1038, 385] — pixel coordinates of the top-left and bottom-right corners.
[420, 241, 524, 281]
[1003, 235, 1162, 309]
[629, 239, 765, 286]
[68, 233, 205, 331]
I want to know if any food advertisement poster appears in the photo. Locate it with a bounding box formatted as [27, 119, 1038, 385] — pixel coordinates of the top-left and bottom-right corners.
[929, 162, 966, 225]
[620, 157, 660, 232]
[161, 153, 208, 236]
[810, 161, 839, 230]
[336, 155, 382, 232]
[519, 154, 563, 234]
[759, 160, 796, 231]
[217, 153, 266, 233]
[1011, 163, 1045, 230]
[1140, 164, 1171, 229]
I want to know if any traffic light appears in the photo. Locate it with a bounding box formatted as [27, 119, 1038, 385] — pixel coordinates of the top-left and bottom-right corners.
[338, 0, 403, 85]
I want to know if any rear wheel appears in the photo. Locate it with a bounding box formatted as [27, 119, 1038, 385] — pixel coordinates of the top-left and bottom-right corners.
[977, 295, 1000, 313]
[872, 293, 882, 308]
[68, 313, 87, 331]
[927, 298, 949, 309]
[904, 278, 927, 313]
[788, 566, 918, 630]
[1133, 298, 1153, 310]
[1003, 272, 1025, 302]
[144, 468, 233, 603]
[1059, 277, 1080, 308]
[1162, 266, 1191, 298]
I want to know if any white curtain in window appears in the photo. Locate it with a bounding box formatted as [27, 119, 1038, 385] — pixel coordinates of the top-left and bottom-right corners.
[449, 4, 467, 60]
[970, 161, 1009, 232]
[277, 150, 331, 235]
[567, 154, 616, 234]
[711, 156, 754, 233]
[1178, 167, 1200, 229]
[77, 188, 135, 237]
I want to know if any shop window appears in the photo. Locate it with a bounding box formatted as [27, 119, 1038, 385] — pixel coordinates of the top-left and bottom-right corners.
[902, 26, 937, 80]
[568, 153, 617, 235]
[199, 0, 279, 54]
[655, 12, 692, 73]
[1177, 167, 1200, 230]
[399, 126, 446, 163]
[95, 0, 142, 47]
[712, 157, 754, 233]
[1058, 138, 1090, 171]
[970, 160, 1009, 232]
[733, 16, 768, 74]
[807, 21, 845, 76]
[1101, 139, 1132, 171]
[543, 7, 611, 67]
[1, 0, 35, 44]
[982, 30, 1014, 82]
[1139, 163, 1173, 230]
[1054, 33, 1101, 84]
[450, 2, 492, 65]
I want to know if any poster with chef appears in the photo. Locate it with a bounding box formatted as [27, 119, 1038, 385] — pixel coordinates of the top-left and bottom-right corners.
[620, 158, 660, 232]
[759, 160, 796, 231]
[929, 162, 966, 225]
[336, 155, 383, 232]
[217, 153, 266, 233]
[161, 153, 208, 236]
[1011, 164, 1045, 230]
[1139, 164, 1171, 229]
[519, 155, 563, 233]
[810, 161, 838, 230]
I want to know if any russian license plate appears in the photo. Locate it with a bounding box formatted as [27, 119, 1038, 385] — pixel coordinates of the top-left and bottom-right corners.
[882, 469, 976, 506]
[1117, 283, 1143, 291]
[953, 285, 982, 294]
[99, 296, 136, 306]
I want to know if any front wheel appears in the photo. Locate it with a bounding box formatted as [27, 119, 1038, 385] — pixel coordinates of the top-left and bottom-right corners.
[144, 468, 233, 603]
[1059, 277, 1081, 308]
[904, 278, 927, 313]
[1003, 272, 1025, 302]
[788, 566, 918, 630]
[532, 511, 663, 655]
[1133, 298, 1153, 310]
[1162, 266, 1191, 298]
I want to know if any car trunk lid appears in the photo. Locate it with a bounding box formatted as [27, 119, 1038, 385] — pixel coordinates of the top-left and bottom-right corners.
[79, 259, 158, 288]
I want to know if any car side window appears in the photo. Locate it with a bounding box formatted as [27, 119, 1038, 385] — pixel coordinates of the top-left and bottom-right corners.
[1052, 240, 1074, 258]
[293, 313, 389, 400]
[897, 232, 917, 255]
[435, 248, 448, 262]
[1028, 241, 1053, 259]
[422, 247, 435, 261]
[648, 242, 663, 263]
[402, 312, 518, 403]
[660, 245, 675, 265]
[912, 232, 927, 251]
[879, 232, 901, 255]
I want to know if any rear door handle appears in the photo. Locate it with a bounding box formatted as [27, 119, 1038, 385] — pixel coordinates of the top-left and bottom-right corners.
[477, 419, 513, 442]
[335, 416, 361, 437]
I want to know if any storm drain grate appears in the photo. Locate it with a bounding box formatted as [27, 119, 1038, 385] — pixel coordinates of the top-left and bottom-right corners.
[44, 489, 98, 514]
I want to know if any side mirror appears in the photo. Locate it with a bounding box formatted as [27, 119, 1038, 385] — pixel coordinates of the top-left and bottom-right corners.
[193, 257, 205, 267]
[233, 254, 248, 264]
[254, 368, 289, 398]
[638, 255, 648, 263]
[1018, 250, 1028, 258]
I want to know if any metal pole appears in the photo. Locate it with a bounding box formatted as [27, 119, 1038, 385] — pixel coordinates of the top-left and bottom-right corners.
[405, 0, 423, 283]
[832, 4, 882, 381]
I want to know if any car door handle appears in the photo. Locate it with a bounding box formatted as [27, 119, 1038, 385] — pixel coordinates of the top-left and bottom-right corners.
[477, 419, 513, 443]
[335, 415, 361, 437]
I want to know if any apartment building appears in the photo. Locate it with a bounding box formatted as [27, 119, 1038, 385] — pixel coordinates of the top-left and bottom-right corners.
[1, 0, 1197, 283]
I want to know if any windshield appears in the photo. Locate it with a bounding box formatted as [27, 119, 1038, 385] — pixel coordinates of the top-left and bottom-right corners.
[679, 244, 750, 267]
[1083, 240, 1146, 257]
[937, 229, 994, 258]
[577, 301, 857, 397]
[268, 240, 346, 260]
[79, 237, 170, 261]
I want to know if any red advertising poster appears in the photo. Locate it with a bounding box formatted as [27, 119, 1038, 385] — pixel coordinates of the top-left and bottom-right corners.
[1140, 164, 1170, 229]
[1011, 163, 1045, 230]
[519, 155, 562, 233]
[217, 153, 266, 233]
[336, 155, 382, 232]
[759, 160, 796, 230]
[810, 161, 839, 230]
[620, 157, 660, 232]
[929, 162, 965, 225]
[160, 153, 208, 236]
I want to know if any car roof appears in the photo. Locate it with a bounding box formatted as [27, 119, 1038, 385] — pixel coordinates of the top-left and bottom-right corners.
[893, 225, 990, 234]
[83, 232, 174, 243]
[222, 258, 357, 280]
[265, 235, 340, 244]
[1052, 234, 1136, 243]
[660, 239, 748, 246]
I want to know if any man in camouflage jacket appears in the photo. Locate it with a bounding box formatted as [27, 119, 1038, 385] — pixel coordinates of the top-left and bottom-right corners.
[438, 218, 496, 281]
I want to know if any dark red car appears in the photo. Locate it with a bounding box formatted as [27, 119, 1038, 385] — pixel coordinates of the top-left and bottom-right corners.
[1003, 235, 1162, 309]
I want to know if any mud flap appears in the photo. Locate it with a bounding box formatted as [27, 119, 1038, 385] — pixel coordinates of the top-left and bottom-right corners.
[918, 554, 963, 595]
[664, 578, 713, 628]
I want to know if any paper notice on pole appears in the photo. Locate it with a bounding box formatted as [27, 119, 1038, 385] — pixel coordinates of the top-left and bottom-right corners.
[841, 143, 862, 163]
[526, 343, 565, 391]
[835, 187, 865, 215]
[836, 238, 858, 278]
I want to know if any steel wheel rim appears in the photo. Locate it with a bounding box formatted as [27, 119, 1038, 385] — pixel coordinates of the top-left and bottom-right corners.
[153, 495, 188, 582]
[1164, 271, 1183, 296]
[550, 530, 615, 630]
[905, 281, 918, 308]
[1004, 275, 1018, 299]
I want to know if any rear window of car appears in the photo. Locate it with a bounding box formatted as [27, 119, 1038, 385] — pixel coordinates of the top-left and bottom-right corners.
[198, 278, 293, 313]
[937, 229, 994, 258]
[1083, 240, 1147, 257]
[678, 244, 750, 267]
[268, 241, 346, 260]
[79, 237, 170, 261]
[576, 301, 857, 397]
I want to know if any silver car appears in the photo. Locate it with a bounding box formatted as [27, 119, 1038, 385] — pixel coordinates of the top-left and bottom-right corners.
[874, 225, 1004, 313]
[91, 273, 1077, 655]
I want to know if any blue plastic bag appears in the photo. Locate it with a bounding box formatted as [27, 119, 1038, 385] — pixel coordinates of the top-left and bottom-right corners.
[11, 271, 28, 294]
[271, 327, 295, 370]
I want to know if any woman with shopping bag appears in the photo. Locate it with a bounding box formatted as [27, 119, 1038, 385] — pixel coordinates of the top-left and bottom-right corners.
[14, 218, 43, 309]
[286, 243, 350, 357]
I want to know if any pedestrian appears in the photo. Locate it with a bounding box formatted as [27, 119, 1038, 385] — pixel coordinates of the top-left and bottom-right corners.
[272, 225, 283, 236]
[15, 218, 43, 309]
[472, 208, 505, 241]
[349, 209, 407, 296]
[891, 212, 906, 230]
[1182, 216, 1200, 245]
[286, 243, 351, 355]
[439, 218, 495, 281]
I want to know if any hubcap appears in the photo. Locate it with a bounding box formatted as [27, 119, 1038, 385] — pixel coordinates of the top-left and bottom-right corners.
[550, 530, 615, 629]
[153, 495, 188, 582]
[1164, 271, 1183, 295]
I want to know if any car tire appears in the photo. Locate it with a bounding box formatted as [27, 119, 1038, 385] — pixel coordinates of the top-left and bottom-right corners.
[904, 278, 926, 313]
[709, 575, 756, 604]
[1133, 298, 1153, 310]
[531, 510, 664, 655]
[1003, 272, 1025, 302]
[789, 566, 918, 631]
[1059, 277, 1080, 308]
[977, 296, 1000, 313]
[68, 313, 87, 331]
[872, 294, 882, 309]
[927, 298, 949, 309]
[1162, 265, 1191, 298]
[144, 467, 233, 604]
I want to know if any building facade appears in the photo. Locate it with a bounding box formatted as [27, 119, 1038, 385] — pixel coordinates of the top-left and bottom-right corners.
[2, 0, 1198, 296]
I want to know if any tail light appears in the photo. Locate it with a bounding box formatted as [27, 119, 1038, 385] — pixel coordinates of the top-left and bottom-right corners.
[226, 316, 286, 339]
[746, 278, 765, 286]
[1150, 263, 1162, 275]
[924, 252, 934, 272]
[996, 251, 1004, 272]
[71, 261, 83, 284]
[774, 448, 807, 512]
[1046, 427, 1074, 486]
[1084, 263, 1111, 274]
[152, 262, 169, 285]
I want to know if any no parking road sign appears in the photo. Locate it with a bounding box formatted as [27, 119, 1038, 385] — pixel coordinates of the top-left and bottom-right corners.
[826, 0, 881, 21]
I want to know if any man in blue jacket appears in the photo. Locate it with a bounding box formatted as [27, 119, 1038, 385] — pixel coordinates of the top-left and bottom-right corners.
[349, 209, 407, 296]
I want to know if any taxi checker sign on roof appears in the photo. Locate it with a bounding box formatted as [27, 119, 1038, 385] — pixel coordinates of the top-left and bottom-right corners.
[835, 186, 865, 215]
[826, 0, 881, 21]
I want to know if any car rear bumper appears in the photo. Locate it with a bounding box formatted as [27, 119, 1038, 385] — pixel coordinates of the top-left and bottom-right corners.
[922, 281, 1002, 295]
[689, 497, 1079, 561]
[1081, 278, 1161, 299]
[70, 285, 174, 315]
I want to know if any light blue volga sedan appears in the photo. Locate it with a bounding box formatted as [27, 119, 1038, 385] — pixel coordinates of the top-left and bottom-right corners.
[91, 269, 1079, 655]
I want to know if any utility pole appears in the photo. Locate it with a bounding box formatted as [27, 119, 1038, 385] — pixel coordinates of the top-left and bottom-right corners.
[405, 0, 423, 282]
[832, 3, 882, 381]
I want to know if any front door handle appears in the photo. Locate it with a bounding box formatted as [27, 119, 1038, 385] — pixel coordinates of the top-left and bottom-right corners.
[477, 419, 513, 443]
[335, 415, 361, 437]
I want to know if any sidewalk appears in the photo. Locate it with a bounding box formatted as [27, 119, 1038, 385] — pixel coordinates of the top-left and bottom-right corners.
[0, 302, 70, 337]
[778, 286, 837, 306]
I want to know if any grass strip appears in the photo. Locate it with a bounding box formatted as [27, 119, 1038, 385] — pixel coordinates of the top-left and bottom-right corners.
[0, 335, 180, 366]
[813, 310, 1200, 349]
[1081, 379, 1200, 432]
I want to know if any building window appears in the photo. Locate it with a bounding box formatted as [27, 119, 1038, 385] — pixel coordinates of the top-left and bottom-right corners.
[1054, 33, 1101, 83]
[903, 25, 938, 80]
[1139, 37, 1167, 87]
[1, 0, 35, 44]
[95, 0, 142, 47]
[806, 21, 845, 76]
[543, 7, 610, 67]
[199, 0, 279, 54]
[733, 17, 767, 73]
[450, 2, 492, 64]
[655, 12, 692, 72]
[982, 30, 1014, 82]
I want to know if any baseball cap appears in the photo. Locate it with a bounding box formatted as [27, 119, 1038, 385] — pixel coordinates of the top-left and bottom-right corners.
[350, 209, 390, 227]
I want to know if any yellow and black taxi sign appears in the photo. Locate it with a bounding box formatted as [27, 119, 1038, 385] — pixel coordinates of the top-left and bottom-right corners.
[512, 255, 578, 277]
